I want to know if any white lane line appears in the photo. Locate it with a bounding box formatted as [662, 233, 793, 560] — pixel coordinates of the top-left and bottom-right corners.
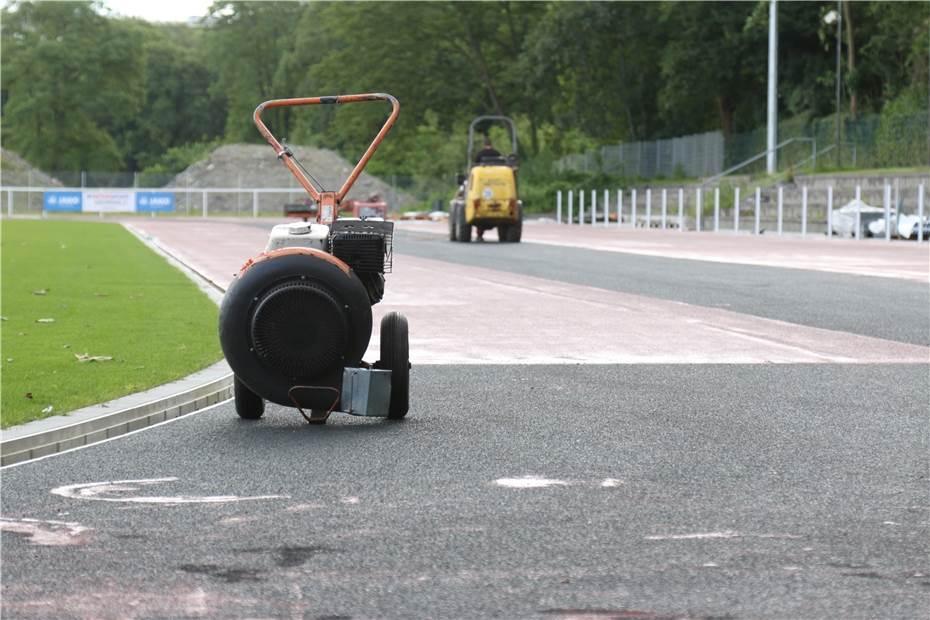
[646, 531, 741, 540]
[495, 476, 569, 489]
[0, 517, 92, 546]
[50, 477, 289, 505]
[694, 322, 859, 363]
[646, 531, 803, 541]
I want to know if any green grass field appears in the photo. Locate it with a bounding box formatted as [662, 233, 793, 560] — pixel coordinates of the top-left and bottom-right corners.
[1, 219, 222, 427]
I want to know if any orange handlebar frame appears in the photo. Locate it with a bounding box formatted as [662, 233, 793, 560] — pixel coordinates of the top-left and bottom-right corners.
[253, 93, 400, 205]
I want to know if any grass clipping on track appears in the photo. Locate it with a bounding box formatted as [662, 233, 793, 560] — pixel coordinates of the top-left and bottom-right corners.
[1, 220, 222, 427]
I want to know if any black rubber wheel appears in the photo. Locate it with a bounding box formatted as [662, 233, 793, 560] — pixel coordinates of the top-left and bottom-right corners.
[380, 312, 409, 419]
[457, 205, 472, 243]
[234, 375, 264, 419]
[509, 208, 523, 242]
[498, 224, 510, 242]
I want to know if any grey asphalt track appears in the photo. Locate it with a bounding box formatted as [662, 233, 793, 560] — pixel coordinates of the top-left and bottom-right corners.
[393, 229, 930, 347]
[2, 365, 927, 619]
[3, 228, 928, 619]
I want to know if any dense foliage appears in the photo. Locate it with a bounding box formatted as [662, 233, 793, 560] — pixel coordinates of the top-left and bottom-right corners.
[1, 0, 927, 181]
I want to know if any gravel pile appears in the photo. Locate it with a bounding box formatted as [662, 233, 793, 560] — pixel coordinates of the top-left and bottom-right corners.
[168, 144, 412, 212]
[1, 149, 62, 187]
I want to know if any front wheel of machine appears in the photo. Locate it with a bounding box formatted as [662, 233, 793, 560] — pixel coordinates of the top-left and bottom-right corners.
[234, 375, 264, 419]
[457, 207, 472, 243]
[380, 312, 409, 419]
[497, 224, 510, 242]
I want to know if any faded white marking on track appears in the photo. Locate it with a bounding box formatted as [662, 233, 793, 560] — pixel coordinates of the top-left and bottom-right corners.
[600, 478, 624, 487]
[646, 530, 802, 541]
[0, 517, 91, 546]
[646, 530, 741, 540]
[50, 477, 289, 505]
[495, 476, 569, 489]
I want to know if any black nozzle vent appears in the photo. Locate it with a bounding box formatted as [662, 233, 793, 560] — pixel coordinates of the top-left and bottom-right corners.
[249, 280, 348, 378]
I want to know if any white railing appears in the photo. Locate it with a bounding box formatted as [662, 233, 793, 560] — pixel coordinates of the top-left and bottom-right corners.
[554, 182, 927, 243]
[1, 186, 316, 219]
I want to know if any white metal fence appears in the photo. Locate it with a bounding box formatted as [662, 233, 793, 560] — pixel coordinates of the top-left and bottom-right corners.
[1, 186, 323, 218]
[553, 182, 927, 242]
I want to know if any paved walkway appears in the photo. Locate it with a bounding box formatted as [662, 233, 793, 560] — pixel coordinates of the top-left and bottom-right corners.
[127, 218, 929, 365]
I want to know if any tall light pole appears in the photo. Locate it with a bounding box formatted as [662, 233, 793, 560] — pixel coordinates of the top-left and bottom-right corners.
[825, 4, 842, 168]
[766, 0, 778, 175]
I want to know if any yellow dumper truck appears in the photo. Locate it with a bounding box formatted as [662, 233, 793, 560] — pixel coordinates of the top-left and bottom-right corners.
[449, 116, 522, 243]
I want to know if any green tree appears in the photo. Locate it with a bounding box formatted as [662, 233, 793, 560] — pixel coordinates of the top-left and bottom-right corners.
[1, 1, 145, 171]
[114, 23, 226, 170]
[522, 2, 664, 145]
[204, 1, 304, 142]
[658, 2, 765, 138]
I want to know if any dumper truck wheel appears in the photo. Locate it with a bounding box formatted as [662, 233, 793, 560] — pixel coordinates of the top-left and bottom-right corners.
[457, 206, 472, 243]
[381, 312, 409, 419]
[449, 207, 457, 241]
[497, 224, 511, 242]
[234, 375, 265, 419]
[509, 209, 523, 242]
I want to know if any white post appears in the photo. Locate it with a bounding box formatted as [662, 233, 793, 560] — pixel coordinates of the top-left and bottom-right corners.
[661, 188, 668, 229]
[645, 188, 652, 229]
[253, 191, 259, 218]
[777, 185, 783, 235]
[801, 186, 808, 236]
[590, 189, 596, 226]
[202, 191, 208, 218]
[603, 189, 609, 227]
[855, 185, 861, 240]
[918, 184, 925, 243]
[677, 188, 684, 230]
[884, 183, 892, 242]
[568, 190, 574, 226]
[6, 190, 12, 217]
[579, 189, 585, 225]
[766, 0, 778, 174]
[733, 187, 741, 233]
[631, 189, 638, 228]
[695, 188, 702, 232]
[557, 190, 562, 224]
[617, 189, 623, 227]
[713, 187, 720, 232]
[754, 187, 761, 234]
[827, 185, 834, 238]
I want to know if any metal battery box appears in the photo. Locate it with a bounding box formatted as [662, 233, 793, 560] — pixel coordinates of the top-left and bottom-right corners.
[341, 367, 392, 417]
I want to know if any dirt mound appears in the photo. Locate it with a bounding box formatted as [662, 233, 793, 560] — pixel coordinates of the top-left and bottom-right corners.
[1, 149, 62, 187]
[169, 144, 412, 209]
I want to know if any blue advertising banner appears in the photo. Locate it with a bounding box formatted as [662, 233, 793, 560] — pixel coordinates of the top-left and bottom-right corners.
[43, 191, 83, 212]
[135, 192, 175, 212]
